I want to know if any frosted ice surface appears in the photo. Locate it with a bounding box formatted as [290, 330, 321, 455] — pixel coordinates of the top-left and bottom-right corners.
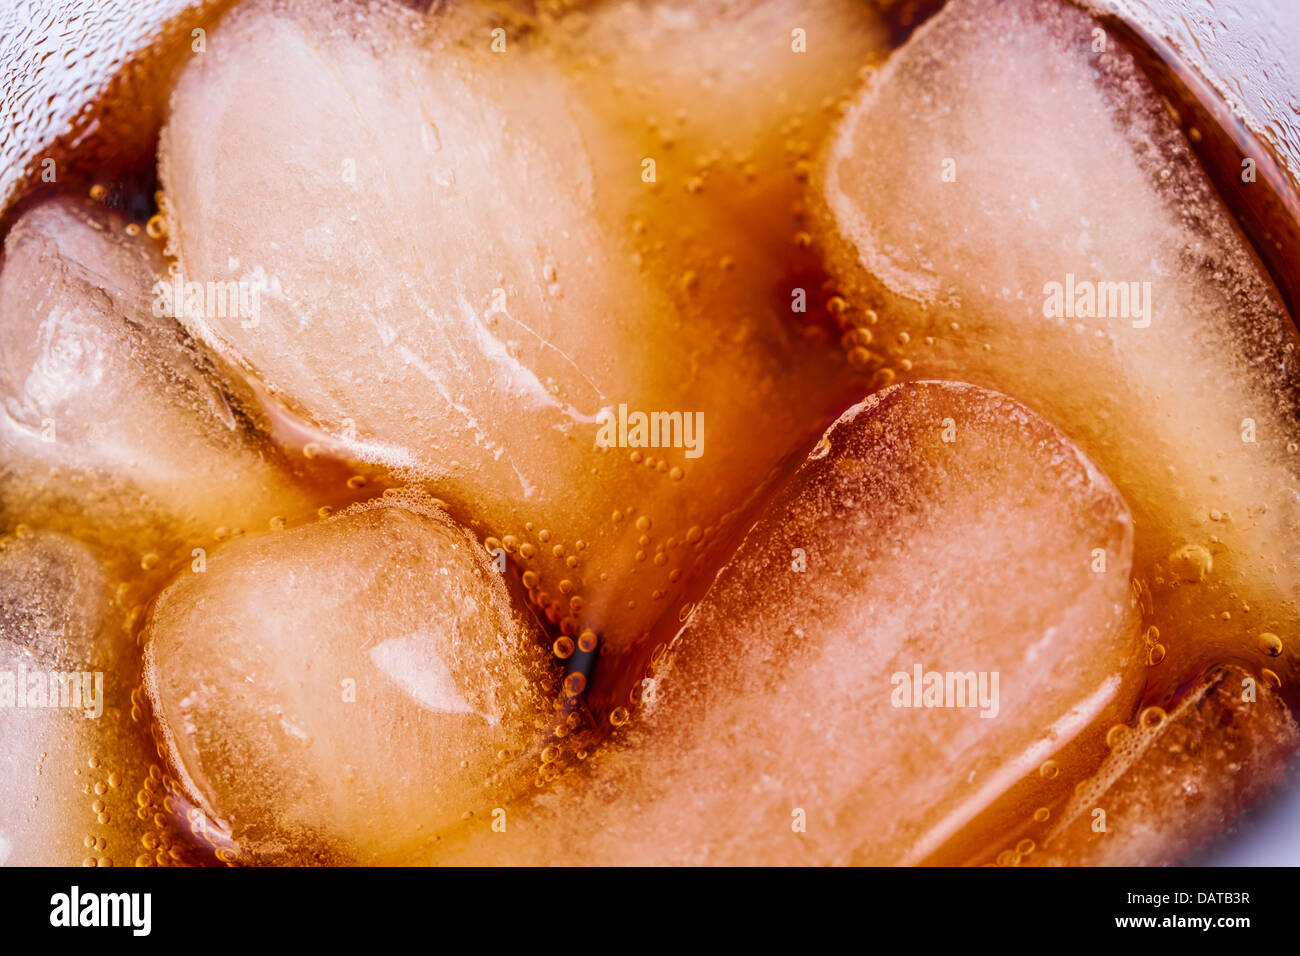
[0, 531, 129, 866]
[367, 633, 482, 721]
[1028, 664, 1299, 866]
[1187, 752, 1300, 866]
[142, 494, 551, 864]
[818, 0, 1300, 687]
[430, 381, 1147, 864]
[157, 0, 874, 643]
[0, 196, 304, 543]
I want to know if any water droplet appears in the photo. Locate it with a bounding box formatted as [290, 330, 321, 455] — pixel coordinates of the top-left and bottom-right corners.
[1168, 543, 1212, 582]
[1258, 632, 1283, 657]
[1139, 706, 1167, 729]
[847, 346, 873, 370]
[870, 367, 896, 389]
[563, 672, 586, 697]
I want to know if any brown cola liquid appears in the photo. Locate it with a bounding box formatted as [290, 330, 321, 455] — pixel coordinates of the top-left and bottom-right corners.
[2, 0, 1297, 866]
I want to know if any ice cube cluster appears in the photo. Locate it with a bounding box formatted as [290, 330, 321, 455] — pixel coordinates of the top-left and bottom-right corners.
[0, 0, 1296, 865]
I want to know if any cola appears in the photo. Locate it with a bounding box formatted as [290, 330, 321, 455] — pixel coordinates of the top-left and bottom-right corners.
[1, 0, 1297, 867]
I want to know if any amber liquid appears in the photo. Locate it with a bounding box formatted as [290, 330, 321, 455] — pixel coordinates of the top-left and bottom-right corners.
[2, 0, 1298, 866]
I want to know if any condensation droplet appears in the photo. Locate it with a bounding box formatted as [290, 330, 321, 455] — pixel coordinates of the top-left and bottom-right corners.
[1140, 706, 1167, 729]
[1258, 632, 1283, 658]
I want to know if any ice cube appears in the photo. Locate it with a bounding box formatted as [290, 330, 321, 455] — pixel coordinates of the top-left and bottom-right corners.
[552, 0, 885, 166]
[0, 529, 111, 867]
[0, 530, 187, 867]
[816, 0, 1300, 693]
[1022, 664, 1299, 866]
[142, 494, 553, 864]
[423, 381, 1146, 864]
[156, 0, 874, 646]
[0, 195, 308, 549]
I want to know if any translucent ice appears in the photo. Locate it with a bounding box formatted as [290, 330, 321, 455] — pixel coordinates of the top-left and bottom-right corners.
[142, 495, 552, 864]
[1025, 665, 1299, 866]
[0, 531, 168, 867]
[816, 0, 1300, 690]
[426, 381, 1146, 865]
[0, 195, 307, 548]
[157, 0, 875, 645]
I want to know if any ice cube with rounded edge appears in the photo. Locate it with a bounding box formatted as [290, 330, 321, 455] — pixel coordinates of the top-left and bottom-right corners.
[423, 381, 1146, 865]
[550, 0, 887, 194]
[142, 492, 553, 864]
[816, 0, 1300, 695]
[156, 0, 874, 648]
[0, 530, 171, 868]
[0, 195, 308, 547]
[1024, 664, 1299, 866]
